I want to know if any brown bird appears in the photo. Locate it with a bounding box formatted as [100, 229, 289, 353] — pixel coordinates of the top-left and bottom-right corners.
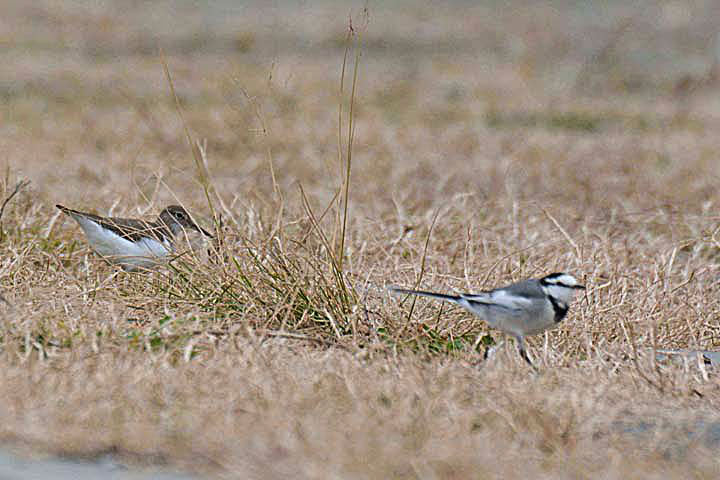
[57, 204, 213, 271]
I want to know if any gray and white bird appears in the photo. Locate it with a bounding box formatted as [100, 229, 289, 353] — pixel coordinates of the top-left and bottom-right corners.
[57, 204, 213, 271]
[390, 272, 585, 365]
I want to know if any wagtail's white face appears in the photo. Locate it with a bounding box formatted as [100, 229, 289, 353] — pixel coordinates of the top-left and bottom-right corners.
[539, 272, 585, 306]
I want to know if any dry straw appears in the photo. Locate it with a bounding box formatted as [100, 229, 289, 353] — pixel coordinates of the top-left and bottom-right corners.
[0, 2, 719, 477]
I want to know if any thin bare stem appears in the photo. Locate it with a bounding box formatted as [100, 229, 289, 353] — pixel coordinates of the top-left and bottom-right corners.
[398, 208, 440, 336]
[160, 51, 217, 223]
[0, 179, 29, 240]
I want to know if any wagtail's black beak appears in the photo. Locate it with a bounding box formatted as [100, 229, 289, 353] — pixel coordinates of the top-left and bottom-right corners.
[575, 284, 586, 290]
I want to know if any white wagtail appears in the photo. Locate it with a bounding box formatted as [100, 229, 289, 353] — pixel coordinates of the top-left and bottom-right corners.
[390, 272, 585, 365]
[57, 204, 213, 271]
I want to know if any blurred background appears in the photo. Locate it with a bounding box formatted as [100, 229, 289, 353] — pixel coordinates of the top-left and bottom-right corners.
[3, 0, 720, 209]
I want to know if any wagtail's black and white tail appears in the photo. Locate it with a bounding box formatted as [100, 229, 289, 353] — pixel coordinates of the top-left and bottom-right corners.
[389, 287, 461, 302]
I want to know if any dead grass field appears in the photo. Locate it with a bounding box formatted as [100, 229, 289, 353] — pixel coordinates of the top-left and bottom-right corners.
[1, 0, 720, 478]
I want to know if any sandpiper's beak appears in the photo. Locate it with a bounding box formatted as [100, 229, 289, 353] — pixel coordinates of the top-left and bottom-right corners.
[192, 223, 214, 238]
[574, 284, 586, 290]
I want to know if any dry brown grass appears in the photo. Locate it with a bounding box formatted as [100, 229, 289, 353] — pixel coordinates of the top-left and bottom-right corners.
[1, 0, 720, 478]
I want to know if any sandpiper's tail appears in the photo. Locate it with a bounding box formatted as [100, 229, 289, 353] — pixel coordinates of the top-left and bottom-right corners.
[56, 204, 94, 220]
[56, 204, 76, 215]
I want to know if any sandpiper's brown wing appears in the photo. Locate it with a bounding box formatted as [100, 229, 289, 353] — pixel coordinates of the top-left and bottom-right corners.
[56, 205, 172, 243]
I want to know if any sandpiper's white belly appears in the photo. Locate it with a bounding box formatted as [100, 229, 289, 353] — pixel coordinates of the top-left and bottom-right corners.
[73, 215, 172, 270]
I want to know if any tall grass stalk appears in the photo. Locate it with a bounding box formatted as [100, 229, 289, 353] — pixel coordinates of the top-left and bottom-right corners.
[338, 24, 361, 274]
[160, 52, 217, 225]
